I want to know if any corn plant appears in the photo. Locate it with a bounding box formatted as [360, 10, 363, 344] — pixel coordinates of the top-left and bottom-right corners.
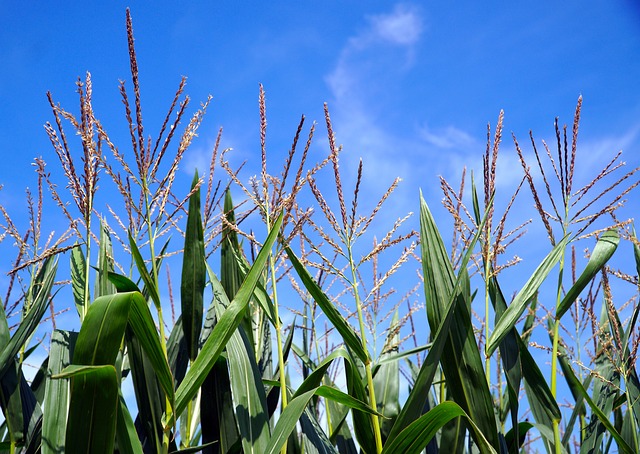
[0, 8, 639, 454]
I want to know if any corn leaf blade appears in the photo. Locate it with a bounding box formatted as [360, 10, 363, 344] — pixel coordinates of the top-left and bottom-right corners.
[556, 229, 618, 320]
[182, 171, 206, 361]
[172, 212, 283, 421]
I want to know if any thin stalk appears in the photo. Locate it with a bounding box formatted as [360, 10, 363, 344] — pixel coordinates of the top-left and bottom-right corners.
[484, 250, 491, 387]
[265, 209, 288, 454]
[82, 202, 93, 322]
[550, 214, 569, 454]
[142, 179, 171, 454]
[347, 242, 383, 454]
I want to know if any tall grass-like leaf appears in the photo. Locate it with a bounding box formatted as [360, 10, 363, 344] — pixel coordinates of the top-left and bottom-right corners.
[0, 257, 57, 379]
[72, 293, 131, 366]
[42, 330, 77, 454]
[384, 272, 459, 446]
[344, 354, 377, 454]
[200, 273, 241, 453]
[487, 234, 570, 355]
[264, 389, 317, 454]
[128, 231, 161, 309]
[64, 292, 155, 452]
[125, 328, 165, 452]
[70, 245, 87, 318]
[221, 189, 244, 302]
[128, 292, 175, 408]
[300, 407, 340, 454]
[182, 171, 206, 361]
[211, 272, 270, 453]
[556, 229, 618, 319]
[54, 365, 119, 454]
[115, 392, 144, 454]
[0, 302, 25, 445]
[167, 316, 189, 388]
[562, 356, 634, 453]
[374, 312, 400, 441]
[419, 193, 499, 449]
[171, 212, 283, 422]
[286, 246, 368, 364]
[95, 222, 116, 298]
[381, 401, 497, 454]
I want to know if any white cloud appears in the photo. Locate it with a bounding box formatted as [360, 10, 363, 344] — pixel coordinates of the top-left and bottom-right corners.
[369, 5, 423, 46]
[419, 124, 475, 149]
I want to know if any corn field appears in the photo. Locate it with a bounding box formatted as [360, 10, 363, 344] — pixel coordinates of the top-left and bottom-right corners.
[0, 10, 639, 454]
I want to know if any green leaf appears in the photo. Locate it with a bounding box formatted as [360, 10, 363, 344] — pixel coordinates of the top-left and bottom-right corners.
[381, 401, 497, 454]
[107, 272, 141, 293]
[419, 193, 499, 448]
[556, 229, 618, 319]
[61, 365, 119, 454]
[562, 357, 634, 454]
[385, 280, 458, 445]
[285, 246, 369, 364]
[72, 293, 132, 366]
[171, 212, 283, 423]
[128, 231, 161, 309]
[487, 234, 571, 355]
[211, 273, 270, 453]
[344, 354, 377, 454]
[0, 257, 57, 379]
[200, 273, 241, 452]
[95, 221, 116, 298]
[221, 189, 244, 302]
[115, 392, 144, 454]
[70, 245, 87, 317]
[373, 311, 400, 440]
[42, 330, 77, 454]
[128, 291, 175, 410]
[0, 302, 25, 443]
[182, 171, 206, 361]
[264, 389, 317, 454]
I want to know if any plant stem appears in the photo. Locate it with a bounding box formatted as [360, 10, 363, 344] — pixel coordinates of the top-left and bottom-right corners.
[142, 180, 171, 454]
[265, 209, 288, 454]
[347, 243, 383, 454]
[550, 219, 568, 454]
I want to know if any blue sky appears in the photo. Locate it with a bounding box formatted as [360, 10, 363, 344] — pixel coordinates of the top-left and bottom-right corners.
[1, 0, 640, 440]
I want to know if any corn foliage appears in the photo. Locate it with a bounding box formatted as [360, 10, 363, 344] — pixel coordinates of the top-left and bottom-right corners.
[0, 9, 639, 454]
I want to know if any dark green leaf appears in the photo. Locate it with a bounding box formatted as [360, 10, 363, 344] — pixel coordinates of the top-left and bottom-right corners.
[182, 171, 206, 361]
[171, 212, 283, 423]
[556, 230, 618, 320]
[286, 246, 369, 364]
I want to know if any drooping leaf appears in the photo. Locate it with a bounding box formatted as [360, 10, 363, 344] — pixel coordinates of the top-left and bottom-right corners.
[286, 246, 369, 364]
[128, 291, 175, 409]
[381, 401, 497, 454]
[128, 231, 161, 309]
[562, 356, 634, 454]
[487, 234, 571, 355]
[556, 229, 618, 319]
[72, 293, 132, 366]
[182, 171, 206, 361]
[0, 257, 57, 379]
